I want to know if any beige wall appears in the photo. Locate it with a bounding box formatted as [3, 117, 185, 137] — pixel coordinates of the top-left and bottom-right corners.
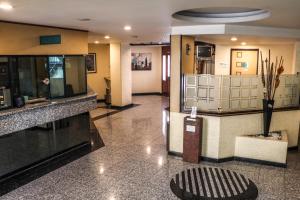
[182, 36, 195, 74]
[215, 44, 296, 75]
[87, 44, 110, 100]
[110, 43, 132, 107]
[0, 22, 88, 55]
[131, 46, 162, 94]
[170, 35, 181, 113]
[110, 43, 122, 106]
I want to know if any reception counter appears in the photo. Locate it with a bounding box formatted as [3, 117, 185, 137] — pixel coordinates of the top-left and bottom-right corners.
[0, 93, 98, 181]
[0, 93, 97, 136]
[169, 107, 300, 166]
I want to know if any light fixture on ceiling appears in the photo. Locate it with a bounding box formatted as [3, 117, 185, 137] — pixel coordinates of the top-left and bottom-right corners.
[94, 41, 100, 44]
[104, 35, 110, 39]
[0, 2, 13, 10]
[172, 7, 270, 23]
[124, 25, 132, 31]
[231, 37, 238, 41]
[241, 42, 247, 46]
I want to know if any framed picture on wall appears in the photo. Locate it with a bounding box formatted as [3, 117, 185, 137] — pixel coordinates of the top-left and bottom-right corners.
[230, 49, 259, 75]
[131, 53, 152, 70]
[237, 52, 242, 58]
[85, 53, 97, 73]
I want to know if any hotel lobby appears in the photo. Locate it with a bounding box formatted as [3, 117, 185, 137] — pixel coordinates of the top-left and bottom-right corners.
[0, 0, 300, 199]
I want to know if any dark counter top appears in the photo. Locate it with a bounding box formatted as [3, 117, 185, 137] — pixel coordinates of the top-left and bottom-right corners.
[181, 106, 300, 117]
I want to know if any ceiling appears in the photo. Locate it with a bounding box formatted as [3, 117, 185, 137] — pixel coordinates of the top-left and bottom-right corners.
[197, 35, 299, 45]
[1, 0, 300, 43]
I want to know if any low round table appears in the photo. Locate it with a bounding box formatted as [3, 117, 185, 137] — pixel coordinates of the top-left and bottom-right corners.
[170, 166, 258, 200]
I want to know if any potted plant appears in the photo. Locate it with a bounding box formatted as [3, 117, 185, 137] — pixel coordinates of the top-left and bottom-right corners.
[260, 50, 284, 137]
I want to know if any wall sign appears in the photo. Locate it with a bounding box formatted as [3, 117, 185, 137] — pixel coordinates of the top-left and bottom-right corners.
[40, 35, 61, 45]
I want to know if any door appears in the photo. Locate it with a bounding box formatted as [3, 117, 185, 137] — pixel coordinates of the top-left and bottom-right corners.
[162, 46, 171, 97]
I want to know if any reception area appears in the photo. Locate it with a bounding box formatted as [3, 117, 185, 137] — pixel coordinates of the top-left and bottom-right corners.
[1, 1, 300, 199]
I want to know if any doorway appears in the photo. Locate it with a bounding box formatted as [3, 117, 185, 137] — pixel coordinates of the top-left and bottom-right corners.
[162, 46, 171, 96]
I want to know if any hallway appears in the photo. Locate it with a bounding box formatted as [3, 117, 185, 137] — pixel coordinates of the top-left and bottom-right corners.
[2, 96, 300, 199]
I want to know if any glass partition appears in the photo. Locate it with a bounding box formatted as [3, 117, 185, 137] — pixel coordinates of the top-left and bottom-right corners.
[184, 74, 300, 112]
[48, 56, 64, 98]
[64, 56, 87, 97]
[36, 57, 49, 98]
[18, 57, 37, 100]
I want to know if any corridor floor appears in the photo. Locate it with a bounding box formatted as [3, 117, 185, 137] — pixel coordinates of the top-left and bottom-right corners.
[1, 96, 300, 200]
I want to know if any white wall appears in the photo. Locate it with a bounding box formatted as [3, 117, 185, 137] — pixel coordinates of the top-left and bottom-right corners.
[121, 44, 132, 105]
[131, 46, 162, 94]
[215, 44, 296, 75]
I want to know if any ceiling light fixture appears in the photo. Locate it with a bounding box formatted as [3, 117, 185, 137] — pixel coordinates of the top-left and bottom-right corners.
[231, 37, 238, 41]
[0, 2, 13, 10]
[124, 25, 132, 31]
[94, 41, 100, 44]
[241, 42, 247, 45]
[104, 35, 110, 39]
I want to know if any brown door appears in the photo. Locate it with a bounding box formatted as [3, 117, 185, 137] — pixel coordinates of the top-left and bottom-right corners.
[162, 46, 171, 97]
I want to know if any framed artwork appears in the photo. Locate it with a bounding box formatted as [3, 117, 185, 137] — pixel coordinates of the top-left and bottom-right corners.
[237, 52, 242, 58]
[236, 62, 242, 67]
[131, 53, 152, 70]
[85, 53, 97, 73]
[230, 49, 259, 75]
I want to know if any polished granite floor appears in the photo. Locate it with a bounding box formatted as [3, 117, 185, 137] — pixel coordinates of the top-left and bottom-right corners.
[1, 96, 300, 200]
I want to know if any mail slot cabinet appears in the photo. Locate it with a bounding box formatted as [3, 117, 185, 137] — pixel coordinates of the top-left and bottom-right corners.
[183, 116, 203, 163]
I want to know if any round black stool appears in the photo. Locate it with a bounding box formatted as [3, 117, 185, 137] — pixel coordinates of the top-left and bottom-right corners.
[170, 167, 258, 200]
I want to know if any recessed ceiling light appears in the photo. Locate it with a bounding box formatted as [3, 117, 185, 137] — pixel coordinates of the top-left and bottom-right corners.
[124, 25, 132, 31]
[94, 41, 99, 44]
[0, 2, 13, 10]
[241, 42, 247, 45]
[231, 37, 238, 41]
[104, 35, 110, 39]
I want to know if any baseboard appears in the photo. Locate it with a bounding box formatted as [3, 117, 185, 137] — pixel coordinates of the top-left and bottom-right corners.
[96, 99, 105, 103]
[109, 104, 139, 110]
[168, 150, 286, 167]
[168, 151, 183, 157]
[288, 146, 299, 151]
[201, 156, 234, 163]
[234, 157, 287, 168]
[132, 92, 162, 96]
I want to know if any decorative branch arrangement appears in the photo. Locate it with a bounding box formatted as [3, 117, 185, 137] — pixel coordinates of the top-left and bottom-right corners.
[260, 50, 284, 101]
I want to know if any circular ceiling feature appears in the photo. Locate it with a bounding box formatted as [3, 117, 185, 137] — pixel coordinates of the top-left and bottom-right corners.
[172, 7, 270, 23]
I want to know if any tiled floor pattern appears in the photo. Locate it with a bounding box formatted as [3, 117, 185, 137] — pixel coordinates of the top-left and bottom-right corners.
[1, 96, 300, 200]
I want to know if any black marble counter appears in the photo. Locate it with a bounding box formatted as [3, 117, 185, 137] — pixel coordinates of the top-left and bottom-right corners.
[0, 93, 97, 136]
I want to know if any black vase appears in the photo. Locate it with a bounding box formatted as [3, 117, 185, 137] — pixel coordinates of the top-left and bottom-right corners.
[263, 99, 274, 137]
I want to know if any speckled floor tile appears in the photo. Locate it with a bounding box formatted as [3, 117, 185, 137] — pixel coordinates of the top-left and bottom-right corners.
[1, 95, 300, 200]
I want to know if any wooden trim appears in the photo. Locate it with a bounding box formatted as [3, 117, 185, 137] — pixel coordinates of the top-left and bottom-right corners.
[130, 43, 170, 46]
[230, 48, 259, 75]
[0, 20, 88, 32]
[132, 92, 162, 96]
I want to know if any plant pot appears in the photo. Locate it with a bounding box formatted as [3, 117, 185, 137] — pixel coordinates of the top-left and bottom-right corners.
[263, 99, 274, 137]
